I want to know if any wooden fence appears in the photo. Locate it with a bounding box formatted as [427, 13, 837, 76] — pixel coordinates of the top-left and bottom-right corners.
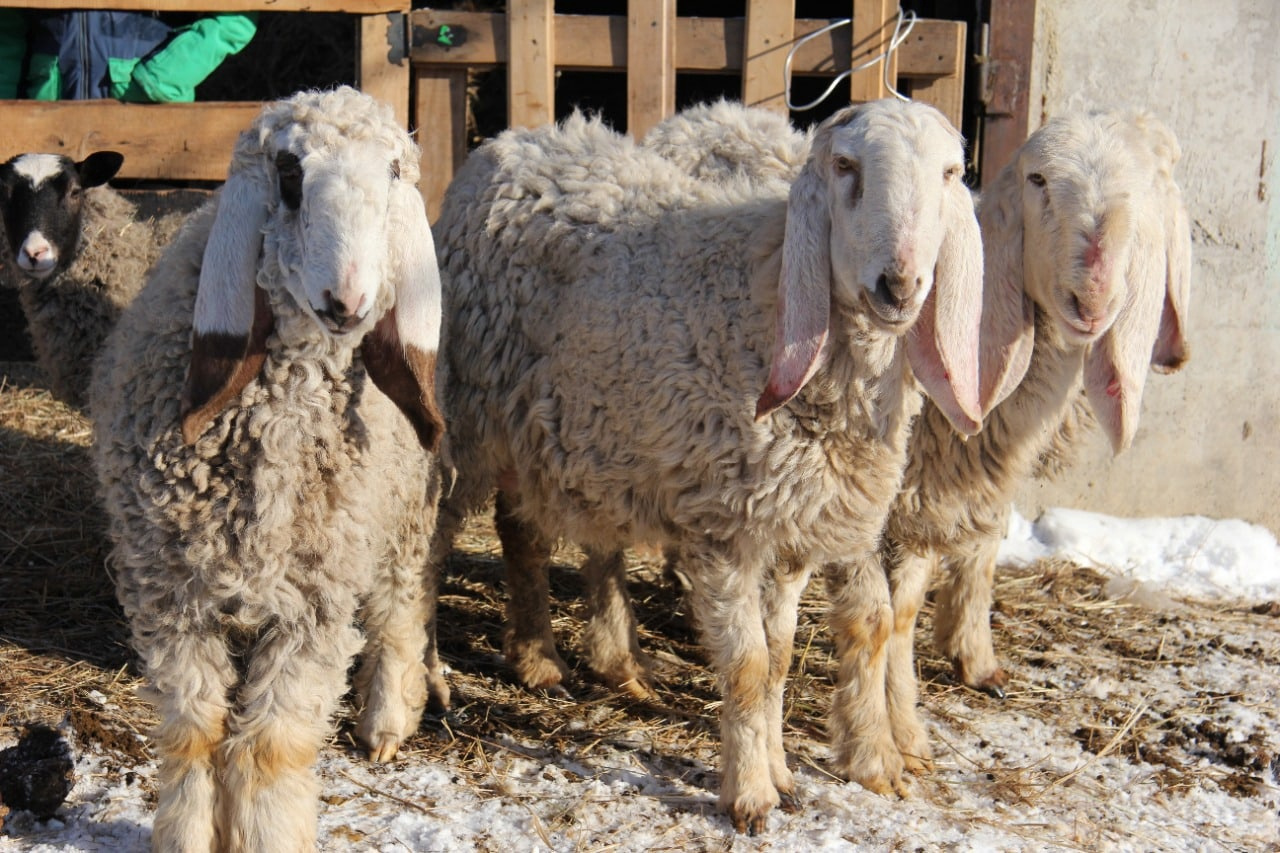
[410, 1, 967, 218]
[0, 1, 410, 181]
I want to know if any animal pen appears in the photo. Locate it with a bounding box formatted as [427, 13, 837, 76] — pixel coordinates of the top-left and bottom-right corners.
[0, 2, 969, 221]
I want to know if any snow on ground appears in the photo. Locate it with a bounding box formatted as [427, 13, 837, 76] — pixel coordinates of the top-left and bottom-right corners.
[3, 509, 1279, 852]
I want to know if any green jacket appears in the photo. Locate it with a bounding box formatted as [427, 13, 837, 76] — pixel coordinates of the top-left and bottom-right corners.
[0, 11, 257, 102]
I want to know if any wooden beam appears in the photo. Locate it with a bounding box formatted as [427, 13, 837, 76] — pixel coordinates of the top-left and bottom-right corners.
[413, 69, 468, 222]
[627, 0, 676, 136]
[901, 20, 966, 131]
[0, 0, 407, 11]
[848, 0, 897, 103]
[506, 0, 555, 129]
[410, 11, 962, 80]
[741, 0, 794, 112]
[980, 0, 1036, 184]
[359, 13, 410, 129]
[0, 101, 259, 181]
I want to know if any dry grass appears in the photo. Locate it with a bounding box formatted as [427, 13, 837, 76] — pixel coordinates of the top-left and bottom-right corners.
[1, 359, 1278, 832]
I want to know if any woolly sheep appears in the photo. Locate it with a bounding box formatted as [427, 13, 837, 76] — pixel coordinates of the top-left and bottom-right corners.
[862, 110, 1192, 780]
[90, 87, 447, 852]
[0, 151, 183, 407]
[431, 98, 987, 832]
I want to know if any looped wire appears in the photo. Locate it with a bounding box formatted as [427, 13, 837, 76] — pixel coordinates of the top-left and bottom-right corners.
[784, 7, 918, 112]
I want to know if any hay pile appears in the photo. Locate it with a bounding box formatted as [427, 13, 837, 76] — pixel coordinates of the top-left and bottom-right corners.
[1, 360, 1277, 842]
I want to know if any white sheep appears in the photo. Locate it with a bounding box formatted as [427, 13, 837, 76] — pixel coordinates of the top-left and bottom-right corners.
[431, 98, 986, 833]
[863, 109, 1192, 778]
[0, 151, 183, 407]
[90, 87, 447, 852]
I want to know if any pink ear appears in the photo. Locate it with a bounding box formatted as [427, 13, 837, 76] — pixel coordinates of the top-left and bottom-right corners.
[755, 153, 831, 420]
[1151, 188, 1191, 373]
[180, 285, 274, 445]
[905, 184, 984, 435]
[1083, 232, 1165, 454]
[975, 164, 1036, 413]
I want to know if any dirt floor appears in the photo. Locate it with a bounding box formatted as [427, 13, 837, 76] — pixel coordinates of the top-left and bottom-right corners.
[1, 360, 1278, 848]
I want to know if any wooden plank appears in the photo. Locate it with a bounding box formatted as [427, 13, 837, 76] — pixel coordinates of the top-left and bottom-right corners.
[848, 0, 896, 103]
[627, 0, 675, 136]
[506, 0, 555, 129]
[0, 0, 407, 11]
[741, 0, 794, 112]
[413, 69, 467, 222]
[359, 13, 411, 129]
[410, 11, 961, 80]
[0, 101, 258, 181]
[981, 0, 1037, 184]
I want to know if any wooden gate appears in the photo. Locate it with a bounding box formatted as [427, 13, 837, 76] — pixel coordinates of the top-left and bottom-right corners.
[410, 1, 967, 218]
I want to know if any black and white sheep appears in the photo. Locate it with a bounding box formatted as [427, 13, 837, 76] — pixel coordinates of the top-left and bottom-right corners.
[431, 99, 988, 833]
[0, 151, 182, 406]
[90, 87, 447, 852]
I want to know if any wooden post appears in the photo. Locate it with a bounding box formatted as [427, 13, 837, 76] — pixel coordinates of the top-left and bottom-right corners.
[980, 0, 1037, 184]
[848, 0, 897, 104]
[414, 69, 469, 222]
[359, 13, 411, 129]
[905, 21, 966, 133]
[507, 0, 555, 128]
[627, 0, 676, 137]
[741, 0, 795, 113]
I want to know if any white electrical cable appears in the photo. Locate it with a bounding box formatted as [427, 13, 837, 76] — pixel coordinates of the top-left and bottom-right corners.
[784, 6, 918, 112]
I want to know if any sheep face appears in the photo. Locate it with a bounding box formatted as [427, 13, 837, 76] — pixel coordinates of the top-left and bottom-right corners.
[0, 151, 123, 281]
[823, 106, 968, 331]
[760, 99, 984, 436]
[182, 87, 445, 452]
[1016, 118, 1148, 347]
[267, 138, 404, 338]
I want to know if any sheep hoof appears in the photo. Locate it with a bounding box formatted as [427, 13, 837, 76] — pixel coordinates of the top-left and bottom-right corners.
[367, 735, 401, 764]
[729, 803, 771, 836]
[777, 788, 801, 814]
[952, 657, 1009, 699]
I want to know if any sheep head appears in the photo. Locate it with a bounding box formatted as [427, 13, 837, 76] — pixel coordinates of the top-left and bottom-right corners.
[756, 99, 983, 436]
[0, 150, 123, 282]
[181, 87, 445, 452]
[978, 110, 1191, 451]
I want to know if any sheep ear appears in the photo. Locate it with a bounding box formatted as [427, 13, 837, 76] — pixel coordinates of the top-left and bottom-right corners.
[1083, 224, 1166, 454]
[77, 151, 124, 188]
[361, 180, 445, 453]
[905, 183, 984, 435]
[180, 168, 274, 445]
[1150, 186, 1191, 373]
[974, 163, 1036, 413]
[754, 146, 831, 420]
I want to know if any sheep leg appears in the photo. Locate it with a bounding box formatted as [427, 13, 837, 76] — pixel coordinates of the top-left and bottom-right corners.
[885, 546, 936, 774]
[146, 628, 236, 853]
[683, 545, 778, 834]
[494, 490, 572, 691]
[932, 534, 1008, 697]
[581, 547, 655, 699]
[220, 617, 363, 853]
[353, 550, 431, 763]
[825, 554, 907, 797]
[761, 559, 813, 811]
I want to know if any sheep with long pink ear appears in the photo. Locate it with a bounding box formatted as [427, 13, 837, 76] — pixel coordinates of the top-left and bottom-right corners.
[89, 86, 447, 852]
[430, 97, 985, 834]
[864, 109, 1192, 786]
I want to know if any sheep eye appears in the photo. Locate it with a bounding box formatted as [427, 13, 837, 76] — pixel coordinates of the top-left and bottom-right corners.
[1027, 172, 1046, 188]
[275, 152, 304, 211]
[834, 156, 859, 177]
[944, 165, 962, 182]
[390, 159, 401, 180]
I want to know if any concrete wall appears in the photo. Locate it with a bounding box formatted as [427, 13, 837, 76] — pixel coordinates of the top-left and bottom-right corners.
[1013, 0, 1280, 533]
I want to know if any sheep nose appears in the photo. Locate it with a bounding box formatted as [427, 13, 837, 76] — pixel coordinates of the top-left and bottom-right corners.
[874, 270, 921, 310]
[320, 290, 365, 329]
[1070, 292, 1108, 331]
